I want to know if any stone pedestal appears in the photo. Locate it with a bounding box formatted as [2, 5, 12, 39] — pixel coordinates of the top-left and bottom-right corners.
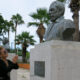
[30, 40, 80, 80]
[7, 53, 17, 80]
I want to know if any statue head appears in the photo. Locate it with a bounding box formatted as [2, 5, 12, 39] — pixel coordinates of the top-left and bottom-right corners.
[49, 1, 65, 22]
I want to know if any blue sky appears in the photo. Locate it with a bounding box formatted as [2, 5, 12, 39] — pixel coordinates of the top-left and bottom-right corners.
[0, 0, 79, 50]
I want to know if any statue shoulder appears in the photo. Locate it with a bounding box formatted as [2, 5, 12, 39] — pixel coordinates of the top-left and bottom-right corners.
[58, 19, 75, 28]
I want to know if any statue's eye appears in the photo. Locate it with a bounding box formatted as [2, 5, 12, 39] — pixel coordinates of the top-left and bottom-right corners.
[50, 9, 53, 11]
[50, 8, 54, 11]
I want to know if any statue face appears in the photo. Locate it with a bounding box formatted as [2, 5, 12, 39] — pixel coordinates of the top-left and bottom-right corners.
[49, 6, 58, 21]
[49, 1, 65, 22]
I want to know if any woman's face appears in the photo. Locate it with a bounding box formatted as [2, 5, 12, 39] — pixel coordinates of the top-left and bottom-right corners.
[0, 48, 8, 59]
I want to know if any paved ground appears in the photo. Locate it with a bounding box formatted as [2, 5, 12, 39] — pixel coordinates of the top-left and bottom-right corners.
[17, 68, 30, 80]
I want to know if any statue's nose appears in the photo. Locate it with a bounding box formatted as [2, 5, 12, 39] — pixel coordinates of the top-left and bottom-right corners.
[49, 10, 54, 15]
[49, 11, 52, 15]
[48, 12, 51, 17]
[49, 10, 51, 13]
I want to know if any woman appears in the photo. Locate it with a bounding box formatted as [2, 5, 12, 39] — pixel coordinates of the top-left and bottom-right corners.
[0, 46, 19, 80]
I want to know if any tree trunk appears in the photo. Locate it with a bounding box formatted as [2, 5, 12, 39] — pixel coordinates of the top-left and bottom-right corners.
[22, 43, 27, 63]
[36, 23, 45, 43]
[69, 0, 79, 41]
[73, 10, 79, 41]
[8, 31, 10, 46]
[8, 30, 10, 51]
[15, 23, 17, 53]
[15, 29, 16, 52]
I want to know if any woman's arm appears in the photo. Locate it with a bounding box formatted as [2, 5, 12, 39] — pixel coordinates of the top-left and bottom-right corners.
[8, 60, 19, 69]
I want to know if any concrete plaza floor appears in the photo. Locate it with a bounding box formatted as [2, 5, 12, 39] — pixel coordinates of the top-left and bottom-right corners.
[17, 68, 30, 80]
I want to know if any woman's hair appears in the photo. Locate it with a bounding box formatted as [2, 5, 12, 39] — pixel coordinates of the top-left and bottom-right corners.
[0, 46, 4, 55]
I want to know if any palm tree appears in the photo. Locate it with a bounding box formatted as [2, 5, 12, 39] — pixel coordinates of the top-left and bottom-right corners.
[11, 13, 24, 52]
[57, 0, 65, 2]
[16, 32, 36, 62]
[4, 20, 14, 45]
[0, 14, 5, 43]
[69, 0, 80, 41]
[28, 8, 50, 43]
[0, 14, 5, 35]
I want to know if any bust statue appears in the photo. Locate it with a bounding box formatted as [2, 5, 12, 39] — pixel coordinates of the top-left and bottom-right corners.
[44, 1, 75, 41]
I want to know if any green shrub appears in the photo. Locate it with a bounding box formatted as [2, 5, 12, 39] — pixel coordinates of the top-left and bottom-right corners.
[26, 52, 30, 59]
[17, 51, 22, 56]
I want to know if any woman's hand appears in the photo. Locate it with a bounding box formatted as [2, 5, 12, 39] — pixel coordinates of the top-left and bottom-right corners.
[12, 55, 18, 64]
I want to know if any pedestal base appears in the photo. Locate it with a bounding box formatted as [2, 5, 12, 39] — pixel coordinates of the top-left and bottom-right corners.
[30, 40, 80, 80]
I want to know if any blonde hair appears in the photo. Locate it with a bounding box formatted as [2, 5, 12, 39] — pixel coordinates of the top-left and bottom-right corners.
[0, 46, 4, 55]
